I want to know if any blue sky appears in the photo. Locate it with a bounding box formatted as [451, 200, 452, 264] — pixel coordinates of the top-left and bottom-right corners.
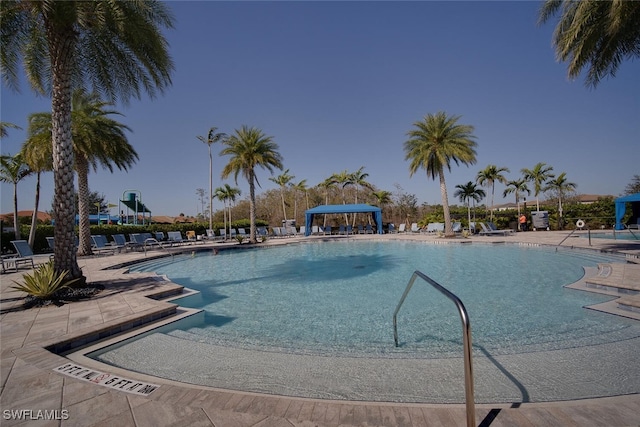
[2, 1, 638, 218]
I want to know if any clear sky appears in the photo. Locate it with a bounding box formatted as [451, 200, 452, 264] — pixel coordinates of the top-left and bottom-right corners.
[2, 1, 638, 218]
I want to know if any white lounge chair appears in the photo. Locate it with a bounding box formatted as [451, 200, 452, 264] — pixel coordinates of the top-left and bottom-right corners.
[479, 222, 511, 236]
[398, 223, 406, 233]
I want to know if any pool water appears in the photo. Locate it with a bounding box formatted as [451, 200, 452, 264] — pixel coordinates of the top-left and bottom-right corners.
[127, 240, 638, 357]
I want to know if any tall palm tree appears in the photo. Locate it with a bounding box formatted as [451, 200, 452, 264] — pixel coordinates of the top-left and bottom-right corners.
[291, 179, 308, 222]
[0, 153, 32, 240]
[538, 0, 640, 88]
[1, 1, 174, 282]
[545, 172, 577, 229]
[21, 121, 53, 247]
[329, 170, 353, 224]
[26, 90, 137, 256]
[502, 178, 530, 221]
[404, 112, 477, 237]
[317, 178, 336, 227]
[521, 162, 555, 212]
[215, 183, 241, 239]
[476, 165, 510, 222]
[454, 181, 486, 232]
[197, 127, 227, 232]
[269, 169, 294, 225]
[350, 166, 372, 226]
[372, 190, 392, 225]
[221, 125, 283, 243]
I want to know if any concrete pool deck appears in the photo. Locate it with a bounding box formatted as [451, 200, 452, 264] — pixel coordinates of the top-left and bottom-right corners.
[1, 231, 639, 426]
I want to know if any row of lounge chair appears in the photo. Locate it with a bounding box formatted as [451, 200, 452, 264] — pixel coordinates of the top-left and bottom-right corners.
[388, 221, 512, 236]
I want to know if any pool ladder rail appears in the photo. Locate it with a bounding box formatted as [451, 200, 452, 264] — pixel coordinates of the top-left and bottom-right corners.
[393, 270, 475, 427]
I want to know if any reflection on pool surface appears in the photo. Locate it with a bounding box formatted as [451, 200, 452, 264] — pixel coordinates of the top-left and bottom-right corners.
[126, 240, 638, 357]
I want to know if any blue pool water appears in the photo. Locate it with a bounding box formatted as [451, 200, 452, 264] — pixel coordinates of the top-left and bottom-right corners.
[127, 240, 638, 358]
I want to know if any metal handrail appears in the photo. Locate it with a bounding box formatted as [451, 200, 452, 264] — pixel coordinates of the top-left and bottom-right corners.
[393, 271, 475, 427]
[557, 228, 578, 247]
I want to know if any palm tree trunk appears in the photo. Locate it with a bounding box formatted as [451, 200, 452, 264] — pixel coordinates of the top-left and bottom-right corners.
[50, 28, 84, 283]
[208, 144, 213, 231]
[249, 171, 257, 243]
[467, 199, 471, 235]
[28, 172, 41, 247]
[439, 170, 453, 237]
[222, 200, 227, 240]
[280, 189, 287, 224]
[12, 182, 19, 240]
[76, 157, 93, 256]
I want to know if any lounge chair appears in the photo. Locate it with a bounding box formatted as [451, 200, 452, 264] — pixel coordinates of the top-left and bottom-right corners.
[365, 224, 374, 234]
[46, 236, 55, 251]
[388, 223, 396, 233]
[8, 240, 37, 270]
[299, 225, 306, 235]
[312, 225, 320, 235]
[324, 225, 332, 235]
[398, 223, 406, 233]
[478, 222, 512, 236]
[452, 222, 463, 233]
[218, 229, 227, 241]
[167, 231, 186, 245]
[272, 227, 283, 238]
[425, 223, 445, 234]
[91, 235, 117, 255]
[229, 228, 237, 239]
[112, 234, 131, 251]
[410, 223, 420, 233]
[487, 222, 513, 234]
[338, 225, 347, 235]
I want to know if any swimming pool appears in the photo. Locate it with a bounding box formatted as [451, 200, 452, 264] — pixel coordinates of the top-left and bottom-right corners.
[90, 240, 640, 403]
[579, 230, 640, 241]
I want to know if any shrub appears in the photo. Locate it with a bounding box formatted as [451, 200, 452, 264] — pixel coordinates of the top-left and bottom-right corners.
[12, 261, 80, 303]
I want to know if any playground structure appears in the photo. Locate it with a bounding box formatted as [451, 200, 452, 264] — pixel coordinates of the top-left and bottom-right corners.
[119, 190, 152, 225]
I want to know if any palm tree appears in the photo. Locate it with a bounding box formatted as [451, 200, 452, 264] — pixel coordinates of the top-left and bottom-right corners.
[454, 181, 486, 232]
[25, 90, 138, 256]
[521, 162, 555, 212]
[0, 122, 21, 138]
[1, 1, 174, 282]
[0, 153, 32, 240]
[215, 184, 241, 239]
[545, 172, 577, 229]
[350, 166, 372, 226]
[538, 0, 640, 88]
[502, 178, 530, 222]
[372, 190, 392, 225]
[197, 127, 227, 232]
[269, 169, 294, 225]
[404, 112, 477, 237]
[21, 121, 53, 247]
[329, 170, 353, 224]
[291, 179, 308, 223]
[476, 165, 510, 222]
[220, 125, 283, 243]
[317, 178, 336, 227]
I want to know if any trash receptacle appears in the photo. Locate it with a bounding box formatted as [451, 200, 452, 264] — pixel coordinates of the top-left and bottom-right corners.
[531, 211, 549, 231]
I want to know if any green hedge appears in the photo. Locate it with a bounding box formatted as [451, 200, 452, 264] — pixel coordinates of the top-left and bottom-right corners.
[1, 219, 270, 254]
